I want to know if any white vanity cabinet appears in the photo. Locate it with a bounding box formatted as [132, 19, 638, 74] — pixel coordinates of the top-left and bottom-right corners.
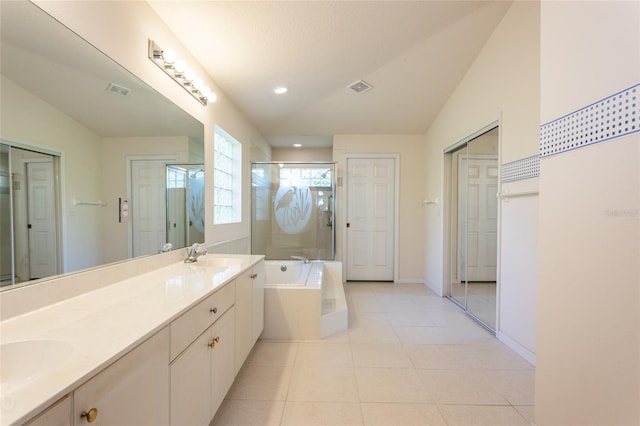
[251, 261, 265, 343]
[169, 282, 237, 425]
[5, 256, 266, 426]
[25, 396, 70, 426]
[234, 261, 264, 375]
[73, 328, 170, 426]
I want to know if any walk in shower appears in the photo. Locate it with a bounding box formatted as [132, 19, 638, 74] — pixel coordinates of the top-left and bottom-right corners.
[251, 162, 335, 260]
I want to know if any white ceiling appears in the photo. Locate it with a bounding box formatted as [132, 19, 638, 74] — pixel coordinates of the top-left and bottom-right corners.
[148, 1, 511, 148]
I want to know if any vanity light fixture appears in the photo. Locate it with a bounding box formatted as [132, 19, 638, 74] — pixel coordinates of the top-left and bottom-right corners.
[148, 39, 216, 105]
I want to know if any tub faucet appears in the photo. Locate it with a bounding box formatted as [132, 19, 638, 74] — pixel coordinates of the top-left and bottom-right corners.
[290, 255, 310, 263]
[185, 243, 207, 263]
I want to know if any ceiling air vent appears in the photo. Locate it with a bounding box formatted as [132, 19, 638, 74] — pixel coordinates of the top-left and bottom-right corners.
[106, 83, 132, 97]
[347, 80, 373, 94]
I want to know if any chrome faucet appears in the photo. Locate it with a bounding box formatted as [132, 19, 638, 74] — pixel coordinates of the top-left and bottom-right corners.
[290, 255, 310, 263]
[184, 243, 207, 263]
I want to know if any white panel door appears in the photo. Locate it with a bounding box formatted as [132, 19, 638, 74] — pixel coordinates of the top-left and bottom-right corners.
[346, 158, 395, 281]
[458, 155, 498, 282]
[166, 187, 186, 248]
[131, 160, 168, 257]
[26, 161, 57, 279]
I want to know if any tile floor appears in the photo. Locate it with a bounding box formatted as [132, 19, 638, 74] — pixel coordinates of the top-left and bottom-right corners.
[212, 282, 535, 426]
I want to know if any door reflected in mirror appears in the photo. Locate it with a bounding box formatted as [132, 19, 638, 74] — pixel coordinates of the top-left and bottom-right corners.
[0, 145, 62, 287]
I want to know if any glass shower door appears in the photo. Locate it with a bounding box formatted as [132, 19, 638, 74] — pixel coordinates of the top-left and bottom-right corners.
[251, 162, 335, 260]
[166, 164, 205, 250]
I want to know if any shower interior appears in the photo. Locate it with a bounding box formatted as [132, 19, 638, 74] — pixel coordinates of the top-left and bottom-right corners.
[251, 162, 335, 260]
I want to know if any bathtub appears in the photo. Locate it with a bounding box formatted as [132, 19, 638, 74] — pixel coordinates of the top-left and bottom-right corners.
[261, 260, 347, 340]
[264, 260, 316, 287]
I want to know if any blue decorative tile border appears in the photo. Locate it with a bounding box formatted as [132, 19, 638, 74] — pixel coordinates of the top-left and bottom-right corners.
[502, 155, 539, 182]
[540, 84, 639, 157]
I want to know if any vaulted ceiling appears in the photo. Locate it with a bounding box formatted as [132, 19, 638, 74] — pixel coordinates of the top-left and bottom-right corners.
[148, 1, 512, 147]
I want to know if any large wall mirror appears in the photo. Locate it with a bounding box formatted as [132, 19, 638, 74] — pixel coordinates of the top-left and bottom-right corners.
[0, 1, 205, 291]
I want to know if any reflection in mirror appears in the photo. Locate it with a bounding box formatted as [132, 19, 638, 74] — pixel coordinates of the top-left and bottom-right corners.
[445, 127, 498, 332]
[0, 144, 62, 286]
[166, 164, 205, 250]
[0, 2, 205, 290]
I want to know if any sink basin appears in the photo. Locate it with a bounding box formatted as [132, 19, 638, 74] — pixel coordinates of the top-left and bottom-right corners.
[0, 340, 73, 392]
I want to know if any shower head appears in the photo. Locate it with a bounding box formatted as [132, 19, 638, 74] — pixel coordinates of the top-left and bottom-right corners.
[190, 169, 204, 178]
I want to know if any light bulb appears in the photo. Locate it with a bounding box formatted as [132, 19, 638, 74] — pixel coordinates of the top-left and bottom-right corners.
[174, 59, 187, 74]
[162, 49, 176, 64]
[202, 86, 217, 102]
[184, 68, 195, 83]
[193, 78, 204, 90]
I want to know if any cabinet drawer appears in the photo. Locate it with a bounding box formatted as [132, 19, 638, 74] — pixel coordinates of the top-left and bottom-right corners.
[170, 281, 235, 360]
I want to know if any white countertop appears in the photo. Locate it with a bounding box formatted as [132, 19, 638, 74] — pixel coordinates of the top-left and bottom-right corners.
[0, 254, 263, 426]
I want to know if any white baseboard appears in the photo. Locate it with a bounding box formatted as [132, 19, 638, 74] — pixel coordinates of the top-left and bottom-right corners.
[394, 278, 424, 284]
[497, 331, 536, 366]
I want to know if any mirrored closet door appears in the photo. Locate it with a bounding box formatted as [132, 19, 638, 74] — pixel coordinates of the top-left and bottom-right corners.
[446, 127, 499, 331]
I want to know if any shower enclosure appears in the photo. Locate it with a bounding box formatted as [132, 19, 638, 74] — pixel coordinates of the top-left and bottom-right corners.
[251, 162, 335, 260]
[165, 164, 205, 250]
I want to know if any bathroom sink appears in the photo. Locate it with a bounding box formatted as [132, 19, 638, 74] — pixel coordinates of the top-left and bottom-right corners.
[0, 340, 73, 392]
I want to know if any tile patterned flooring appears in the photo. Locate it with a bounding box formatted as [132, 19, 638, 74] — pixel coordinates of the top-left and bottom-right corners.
[212, 282, 535, 426]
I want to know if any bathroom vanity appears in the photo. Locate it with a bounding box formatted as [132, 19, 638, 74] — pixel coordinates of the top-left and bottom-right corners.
[0, 254, 265, 426]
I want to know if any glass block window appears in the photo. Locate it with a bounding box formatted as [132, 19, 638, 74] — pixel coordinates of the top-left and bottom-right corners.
[279, 167, 332, 188]
[214, 126, 242, 224]
[166, 166, 186, 189]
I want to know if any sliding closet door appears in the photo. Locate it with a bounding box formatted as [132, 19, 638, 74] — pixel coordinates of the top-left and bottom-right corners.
[0, 144, 11, 286]
[465, 129, 498, 330]
[448, 145, 468, 308]
[446, 127, 498, 331]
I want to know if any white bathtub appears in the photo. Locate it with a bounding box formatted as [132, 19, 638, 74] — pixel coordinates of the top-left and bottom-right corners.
[262, 260, 347, 340]
[264, 260, 316, 287]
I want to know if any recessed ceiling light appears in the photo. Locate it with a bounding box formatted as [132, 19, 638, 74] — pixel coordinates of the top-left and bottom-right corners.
[293, 143, 302, 148]
[274, 86, 288, 95]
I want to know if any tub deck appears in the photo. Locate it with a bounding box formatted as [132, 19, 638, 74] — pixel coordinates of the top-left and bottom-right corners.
[262, 261, 347, 340]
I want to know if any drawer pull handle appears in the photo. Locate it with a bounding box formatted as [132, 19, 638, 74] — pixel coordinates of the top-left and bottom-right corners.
[210, 307, 218, 314]
[250, 273, 258, 279]
[81, 408, 98, 423]
[208, 336, 220, 349]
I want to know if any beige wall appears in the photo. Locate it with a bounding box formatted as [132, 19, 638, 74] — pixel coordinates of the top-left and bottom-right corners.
[536, 1, 640, 424]
[423, 1, 540, 361]
[271, 147, 333, 162]
[333, 134, 425, 283]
